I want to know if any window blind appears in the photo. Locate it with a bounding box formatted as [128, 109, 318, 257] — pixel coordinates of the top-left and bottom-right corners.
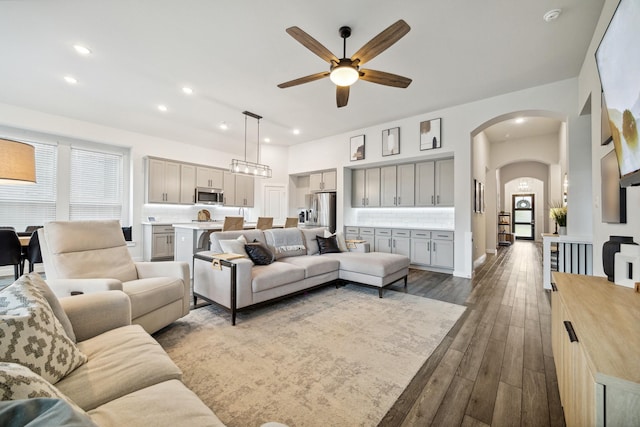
[69, 147, 123, 221]
[0, 141, 57, 231]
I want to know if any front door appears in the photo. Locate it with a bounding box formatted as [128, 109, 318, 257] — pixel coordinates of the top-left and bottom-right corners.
[512, 194, 535, 240]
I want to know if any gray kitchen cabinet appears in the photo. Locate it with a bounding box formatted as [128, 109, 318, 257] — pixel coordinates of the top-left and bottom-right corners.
[381, 164, 415, 207]
[235, 174, 255, 207]
[223, 171, 236, 206]
[352, 168, 380, 207]
[410, 229, 454, 269]
[375, 228, 392, 253]
[146, 158, 181, 203]
[310, 170, 336, 192]
[196, 166, 223, 189]
[415, 158, 454, 207]
[415, 161, 436, 206]
[143, 224, 175, 261]
[435, 158, 454, 206]
[376, 228, 410, 257]
[180, 164, 196, 204]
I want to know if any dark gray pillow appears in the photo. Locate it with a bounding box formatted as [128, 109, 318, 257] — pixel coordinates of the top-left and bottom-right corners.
[316, 235, 341, 254]
[245, 243, 275, 265]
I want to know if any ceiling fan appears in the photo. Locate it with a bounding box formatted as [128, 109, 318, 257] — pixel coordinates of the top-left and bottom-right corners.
[277, 19, 412, 108]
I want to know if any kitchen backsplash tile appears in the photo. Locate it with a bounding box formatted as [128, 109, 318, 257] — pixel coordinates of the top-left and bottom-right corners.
[142, 205, 254, 223]
[354, 208, 454, 229]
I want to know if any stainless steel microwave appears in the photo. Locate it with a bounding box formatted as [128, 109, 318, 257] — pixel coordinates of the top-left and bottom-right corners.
[195, 187, 223, 205]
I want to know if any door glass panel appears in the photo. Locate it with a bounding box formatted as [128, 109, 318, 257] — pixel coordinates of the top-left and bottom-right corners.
[514, 224, 532, 237]
[515, 211, 532, 222]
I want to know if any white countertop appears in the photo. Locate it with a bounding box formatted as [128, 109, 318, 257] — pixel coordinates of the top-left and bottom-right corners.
[346, 225, 454, 232]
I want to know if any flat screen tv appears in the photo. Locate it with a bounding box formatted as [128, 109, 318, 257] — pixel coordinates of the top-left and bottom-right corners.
[595, 0, 640, 187]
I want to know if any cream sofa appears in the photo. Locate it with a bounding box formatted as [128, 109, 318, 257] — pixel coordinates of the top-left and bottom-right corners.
[0, 273, 224, 426]
[38, 220, 190, 334]
[193, 227, 410, 324]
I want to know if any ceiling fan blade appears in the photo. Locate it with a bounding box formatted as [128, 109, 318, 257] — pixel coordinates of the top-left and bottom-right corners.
[286, 26, 339, 64]
[351, 19, 410, 66]
[359, 69, 412, 88]
[278, 71, 330, 88]
[336, 85, 350, 108]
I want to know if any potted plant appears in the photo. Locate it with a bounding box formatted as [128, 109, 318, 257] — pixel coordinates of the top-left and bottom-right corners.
[549, 202, 567, 235]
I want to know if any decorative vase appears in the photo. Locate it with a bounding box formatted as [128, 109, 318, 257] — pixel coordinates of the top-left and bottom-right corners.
[603, 236, 637, 282]
[558, 226, 567, 235]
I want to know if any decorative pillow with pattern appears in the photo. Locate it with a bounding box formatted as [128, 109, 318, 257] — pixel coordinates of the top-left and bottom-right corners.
[0, 362, 76, 405]
[0, 278, 88, 384]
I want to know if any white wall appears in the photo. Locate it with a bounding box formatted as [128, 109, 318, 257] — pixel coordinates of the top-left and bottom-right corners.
[289, 78, 588, 278]
[472, 131, 489, 263]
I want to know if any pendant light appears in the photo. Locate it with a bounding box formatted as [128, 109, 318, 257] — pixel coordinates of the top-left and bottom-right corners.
[0, 138, 36, 184]
[229, 111, 272, 178]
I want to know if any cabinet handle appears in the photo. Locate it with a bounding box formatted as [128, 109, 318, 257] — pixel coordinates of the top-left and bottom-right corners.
[563, 321, 579, 343]
[437, 195, 440, 204]
[398, 196, 401, 205]
[366, 197, 369, 205]
[393, 196, 397, 205]
[433, 241, 436, 252]
[362, 198, 365, 206]
[428, 241, 431, 251]
[431, 195, 434, 204]
[551, 283, 558, 292]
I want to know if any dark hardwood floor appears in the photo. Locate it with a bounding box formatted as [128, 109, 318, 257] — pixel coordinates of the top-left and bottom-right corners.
[380, 241, 565, 427]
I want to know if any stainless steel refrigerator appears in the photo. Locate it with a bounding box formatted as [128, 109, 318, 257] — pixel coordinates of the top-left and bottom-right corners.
[305, 192, 336, 233]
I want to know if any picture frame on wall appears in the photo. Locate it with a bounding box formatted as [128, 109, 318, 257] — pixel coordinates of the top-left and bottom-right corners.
[473, 179, 478, 213]
[420, 118, 441, 150]
[480, 182, 485, 213]
[382, 127, 400, 156]
[350, 135, 365, 161]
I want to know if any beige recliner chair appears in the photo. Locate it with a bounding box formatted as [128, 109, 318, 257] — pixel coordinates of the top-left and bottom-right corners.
[38, 220, 190, 334]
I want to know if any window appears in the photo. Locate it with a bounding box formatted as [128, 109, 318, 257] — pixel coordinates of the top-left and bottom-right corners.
[0, 141, 57, 231]
[69, 146, 124, 221]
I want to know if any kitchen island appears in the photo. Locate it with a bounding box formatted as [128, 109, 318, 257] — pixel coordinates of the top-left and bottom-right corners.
[173, 222, 283, 276]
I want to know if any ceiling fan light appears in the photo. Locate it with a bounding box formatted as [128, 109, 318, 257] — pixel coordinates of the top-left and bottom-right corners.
[330, 66, 359, 86]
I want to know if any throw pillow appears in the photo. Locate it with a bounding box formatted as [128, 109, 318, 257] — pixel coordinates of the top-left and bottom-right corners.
[28, 273, 76, 343]
[317, 235, 341, 254]
[0, 398, 97, 427]
[0, 363, 84, 414]
[0, 278, 88, 384]
[245, 243, 275, 265]
[323, 230, 348, 252]
[218, 235, 248, 257]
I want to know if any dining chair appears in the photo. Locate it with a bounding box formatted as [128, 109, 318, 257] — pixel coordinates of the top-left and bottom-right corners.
[0, 226, 16, 231]
[222, 216, 244, 231]
[24, 230, 43, 273]
[284, 217, 299, 228]
[0, 229, 23, 279]
[25, 225, 43, 234]
[255, 217, 274, 230]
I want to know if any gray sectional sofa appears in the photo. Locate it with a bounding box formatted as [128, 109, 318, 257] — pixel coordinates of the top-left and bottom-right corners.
[193, 227, 410, 324]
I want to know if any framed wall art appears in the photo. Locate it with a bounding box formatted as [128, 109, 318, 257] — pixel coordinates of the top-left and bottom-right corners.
[382, 127, 400, 156]
[350, 135, 365, 161]
[420, 118, 441, 150]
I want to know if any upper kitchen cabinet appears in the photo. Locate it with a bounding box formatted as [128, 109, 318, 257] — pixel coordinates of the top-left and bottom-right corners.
[309, 170, 337, 192]
[415, 158, 454, 207]
[146, 158, 181, 203]
[196, 166, 223, 189]
[381, 164, 415, 207]
[435, 158, 454, 206]
[352, 168, 380, 207]
[180, 164, 196, 204]
[223, 172, 254, 207]
[235, 175, 255, 207]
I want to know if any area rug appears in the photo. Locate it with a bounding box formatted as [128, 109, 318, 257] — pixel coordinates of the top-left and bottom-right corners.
[155, 285, 466, 427]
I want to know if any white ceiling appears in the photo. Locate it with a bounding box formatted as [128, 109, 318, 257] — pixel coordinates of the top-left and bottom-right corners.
[483, 117, 563, 143]
[0, 0, 604, 156]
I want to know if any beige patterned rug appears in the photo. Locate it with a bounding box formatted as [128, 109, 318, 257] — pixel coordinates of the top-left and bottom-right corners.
[155, 285, 466, 427]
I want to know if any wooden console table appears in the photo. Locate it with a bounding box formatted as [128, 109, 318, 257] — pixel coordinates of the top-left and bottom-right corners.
[552, 273, 640, 426]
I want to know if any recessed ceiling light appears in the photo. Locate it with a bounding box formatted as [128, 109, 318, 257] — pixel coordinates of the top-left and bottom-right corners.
[543, 9, 562, 22]
[515, 117, 525, 124]
[73, 45, 91, 55]
[219, 122, 228, 130]
[158, 104, 168, 112]
[264, 137, 271, 143]
[182, 87, 193, 95]
[293, 129, 300, 135]
[64, 76, 78, 84]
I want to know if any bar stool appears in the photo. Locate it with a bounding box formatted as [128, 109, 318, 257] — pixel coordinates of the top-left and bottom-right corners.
[222, 216, 244, 231]
[256, 217, 273, 230]
[284, 217, 299, 228]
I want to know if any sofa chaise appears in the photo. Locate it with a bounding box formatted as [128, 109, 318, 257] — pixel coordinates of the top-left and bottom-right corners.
[0, 273, 224, 426]
[193, 227, 410, 324]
